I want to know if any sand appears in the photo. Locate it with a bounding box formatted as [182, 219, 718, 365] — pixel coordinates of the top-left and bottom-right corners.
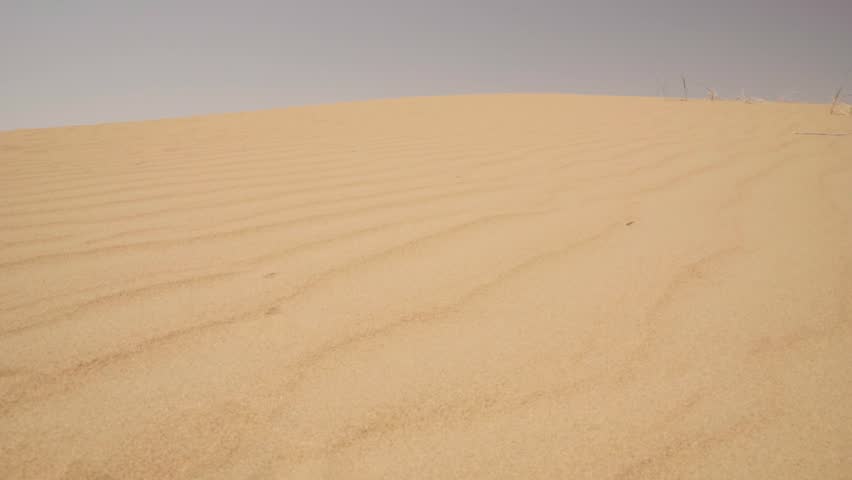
[1, 94, 851, 479]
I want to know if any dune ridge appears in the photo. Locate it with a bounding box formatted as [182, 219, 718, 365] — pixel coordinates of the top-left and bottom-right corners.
[1, 94, 851, 479]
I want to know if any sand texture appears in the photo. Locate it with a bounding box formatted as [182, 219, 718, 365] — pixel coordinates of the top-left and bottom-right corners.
[1, 94, 851, 479]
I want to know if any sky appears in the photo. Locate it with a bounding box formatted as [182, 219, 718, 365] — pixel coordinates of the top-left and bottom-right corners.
[2, 0, 851, 130]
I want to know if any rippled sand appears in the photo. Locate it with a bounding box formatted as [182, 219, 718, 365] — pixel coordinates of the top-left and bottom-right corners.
[1, 94, 851, 479]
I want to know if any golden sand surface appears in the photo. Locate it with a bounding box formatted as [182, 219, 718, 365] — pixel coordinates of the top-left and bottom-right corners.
[1, 94, 851, 479]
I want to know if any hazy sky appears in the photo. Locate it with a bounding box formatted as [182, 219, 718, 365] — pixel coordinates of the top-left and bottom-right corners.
[2, 1, 851, 130]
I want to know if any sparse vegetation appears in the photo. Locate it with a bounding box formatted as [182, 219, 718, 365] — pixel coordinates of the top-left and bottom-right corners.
[830, 87, 845, 115]
[734, 88, 765, 104]
[706, 88, 718, 101]
[657, 77, 846, 111]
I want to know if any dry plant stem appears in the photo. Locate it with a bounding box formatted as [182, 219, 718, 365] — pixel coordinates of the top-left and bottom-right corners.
[830, 87, 843, 114]
[706, 88, 718, 101]
[793, 132, 849, 136]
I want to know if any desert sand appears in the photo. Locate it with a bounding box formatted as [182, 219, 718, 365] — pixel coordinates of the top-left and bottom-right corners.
[1, 94, 851, 479]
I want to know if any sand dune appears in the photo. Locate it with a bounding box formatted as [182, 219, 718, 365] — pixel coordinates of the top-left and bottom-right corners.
[1, 94, 851, 479]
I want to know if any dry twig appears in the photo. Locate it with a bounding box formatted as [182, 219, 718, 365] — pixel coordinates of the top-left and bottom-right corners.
[705, 87, 718, 101]
[830, 87, 845, 115]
